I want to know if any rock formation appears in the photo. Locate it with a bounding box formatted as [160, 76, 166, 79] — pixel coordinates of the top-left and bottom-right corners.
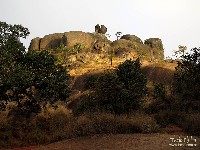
[95, 24, 107, 34]
[95, 24, 100, 33]
[144, 38, 164, 60]
[144, 38, 163, 50]
[28, 30, 164, 62]
[28, 37, 41, 51]
[63, 31, 95, 49]
[40, 33, 64, 50]
[120, 34, 143, 44]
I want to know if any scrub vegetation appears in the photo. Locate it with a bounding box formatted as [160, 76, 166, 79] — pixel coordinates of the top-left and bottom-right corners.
[0, 22, 199, 148]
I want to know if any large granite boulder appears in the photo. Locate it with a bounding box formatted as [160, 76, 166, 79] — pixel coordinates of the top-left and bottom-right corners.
[144, 38, 163, 50]
[40, 33, 64, 50]
[120, 34, 143, 44]
[111, 39, 136, 57]
[28, 37, 41, 51]
[144, 38, 164, 60]
[63, 31, 96, 50]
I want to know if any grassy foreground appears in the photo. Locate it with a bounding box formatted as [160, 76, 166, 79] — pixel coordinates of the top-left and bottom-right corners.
[0, 103, 200, 149]
[0, 104, 160, 148]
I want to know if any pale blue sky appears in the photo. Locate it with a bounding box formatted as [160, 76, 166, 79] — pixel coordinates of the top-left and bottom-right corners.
[1, 0, 200, 57]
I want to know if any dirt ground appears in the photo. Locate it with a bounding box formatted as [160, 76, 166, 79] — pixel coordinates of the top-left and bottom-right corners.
[10, 134, 196, 150]
[3, 133, 200, 150]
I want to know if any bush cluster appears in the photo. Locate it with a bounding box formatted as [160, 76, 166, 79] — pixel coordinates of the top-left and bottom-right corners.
[76, 59, 147, 115]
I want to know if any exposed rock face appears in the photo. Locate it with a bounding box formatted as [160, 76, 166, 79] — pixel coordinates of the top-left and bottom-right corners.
[28, 30, 164, 62]
[29, 32, 99, 51]
[95, 24, 107, 34]
[144, 38, 163, 50]
[95, 24, 100, 33]
[28, 37, 41, 51]
[111, 39, 134, 49]
[63, 31, 95, 49]
[111, 37, 164, 61]
[40, 33, 64, 50]
[120, 34, 143, 44]
[100, 25, 107, 34]
[144, 38, 164, 60]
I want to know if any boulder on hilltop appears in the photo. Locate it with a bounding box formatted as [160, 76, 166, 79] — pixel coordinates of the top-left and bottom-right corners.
[62, 31, 96, 50]
[28, 30, 164, 62]
[28, 37, 41, 51]
[40, 33, 64, 50]
[29, 31, 111, 52]
[95, 24, 107, 34]
[120, 34, 143, 44]
[144, 38, 163, 50]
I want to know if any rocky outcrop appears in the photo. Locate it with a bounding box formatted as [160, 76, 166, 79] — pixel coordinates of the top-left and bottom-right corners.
[120, 34, 143, 44]
[28, 30, 164, 62]
[144, 38, 163, 50]
[29, 33, 64, 50]
[28, 37, 41, 51]
[29, 31, 110, 51]
[63, 31, 95, 49]
[40, 33, 64, 50]
[95, 24, 107, 34]
[111, 37, 164, 61]
[144, 38, 164, 60]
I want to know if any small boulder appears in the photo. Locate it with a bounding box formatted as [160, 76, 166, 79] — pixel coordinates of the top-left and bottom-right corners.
[100, 25, 107, 34]
[95, 24, 107, 34]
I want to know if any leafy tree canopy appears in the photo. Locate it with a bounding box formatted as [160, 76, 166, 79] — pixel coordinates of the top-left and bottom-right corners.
[0, 21, 71, 116]
[174, 47, 200, 111]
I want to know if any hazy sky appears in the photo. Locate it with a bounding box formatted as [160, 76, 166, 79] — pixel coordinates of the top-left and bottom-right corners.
[1, 0, 200, 57]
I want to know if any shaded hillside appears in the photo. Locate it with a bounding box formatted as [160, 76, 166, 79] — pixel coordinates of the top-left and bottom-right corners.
[142, 62, 177, 85]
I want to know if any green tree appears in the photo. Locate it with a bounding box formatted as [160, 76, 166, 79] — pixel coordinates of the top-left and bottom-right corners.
[85, 59, 147, 115]
[0, 21, 71, 116]
[174, 47, 200, 112]
[173, 45, 187, 58]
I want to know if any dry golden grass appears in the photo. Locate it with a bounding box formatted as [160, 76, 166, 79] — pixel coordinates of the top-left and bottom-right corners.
[0, 106, 160, 149]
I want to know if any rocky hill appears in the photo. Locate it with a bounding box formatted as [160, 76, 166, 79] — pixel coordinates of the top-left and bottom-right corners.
[29, 25, 164, 68]
[28, 25, 174, 99]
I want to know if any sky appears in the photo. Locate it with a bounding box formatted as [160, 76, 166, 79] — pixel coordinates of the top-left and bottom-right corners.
[0, 0, 200, 58]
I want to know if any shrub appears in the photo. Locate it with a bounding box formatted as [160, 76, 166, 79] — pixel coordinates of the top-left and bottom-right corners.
[73, 93, 100, 116]
[152, 82, 166, 101]
[182, 114, 200, 135]
[76, 59, 147, 115]
[154, 110, 184, 127]
[84, 74, 101, 90]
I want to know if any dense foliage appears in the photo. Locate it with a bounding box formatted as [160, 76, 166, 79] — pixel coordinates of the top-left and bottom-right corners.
[0, 21, 71, 116]
[76, 59, 147, 115]
[174, 47, 200, 111]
